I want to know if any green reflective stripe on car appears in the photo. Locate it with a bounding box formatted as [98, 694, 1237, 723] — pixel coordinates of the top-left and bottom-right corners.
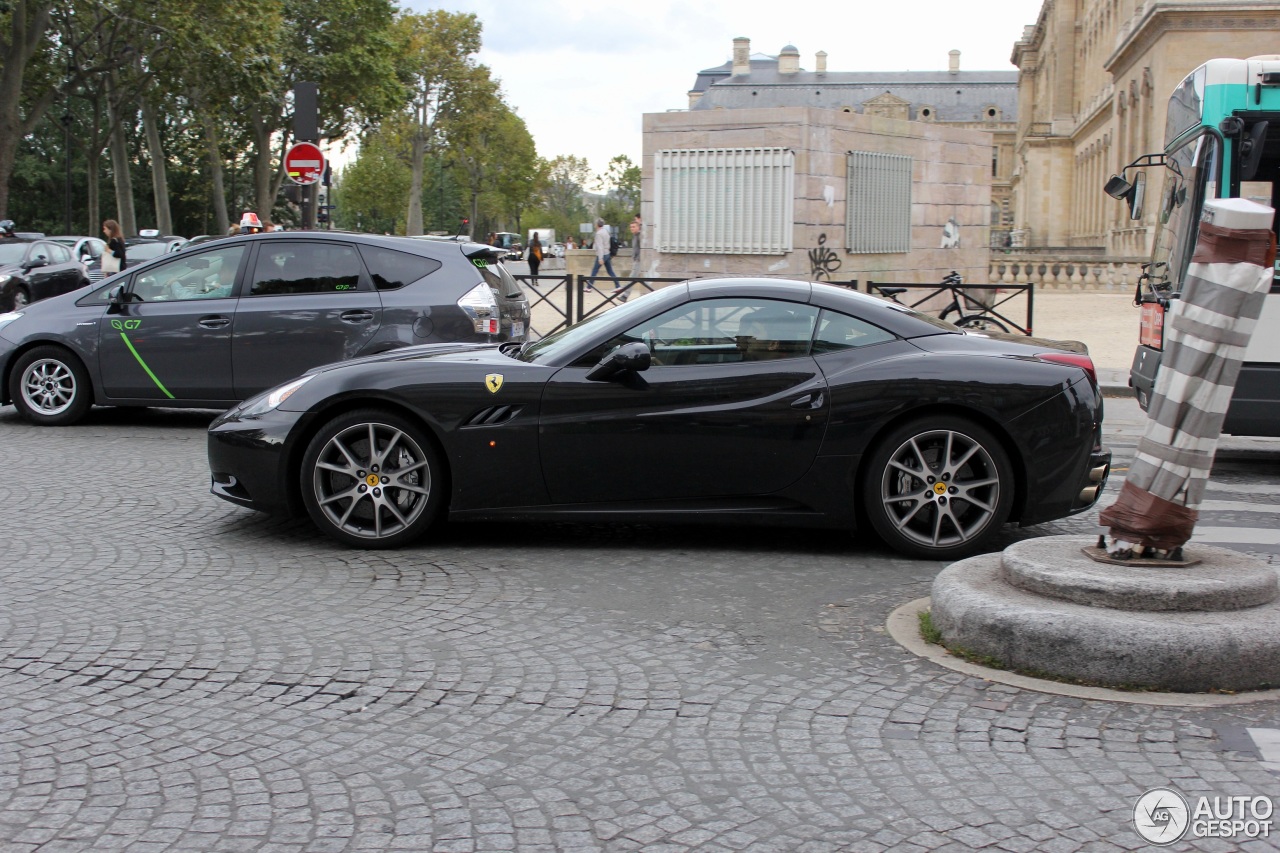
[118, 332, 175, 399]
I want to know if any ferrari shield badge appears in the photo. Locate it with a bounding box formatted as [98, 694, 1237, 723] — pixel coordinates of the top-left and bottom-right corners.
[485, 373, 504, 393]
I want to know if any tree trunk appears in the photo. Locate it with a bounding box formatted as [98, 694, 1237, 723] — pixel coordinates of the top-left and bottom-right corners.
[250, 108, 275, 222]
[140, 94, 173, 234]
[0, 1, 55, 219]
[105, 75, 137, 235]
[200, 113, 229, 235]
[406, 129, 425, 236]
[85, 149, 101, 234]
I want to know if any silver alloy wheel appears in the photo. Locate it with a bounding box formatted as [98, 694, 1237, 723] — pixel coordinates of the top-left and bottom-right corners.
[20, 358, 78, 416]
[310, 421, 433, 540]
[879, 428, 1001, 550]
[12, 288, 29, 309]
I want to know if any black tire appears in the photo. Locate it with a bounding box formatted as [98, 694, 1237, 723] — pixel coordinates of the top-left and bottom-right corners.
[9, 345, 94, 426]
[955, 313, 1010, 333]
[862, 415, 1014, 560]
[300, 408, 445, 548]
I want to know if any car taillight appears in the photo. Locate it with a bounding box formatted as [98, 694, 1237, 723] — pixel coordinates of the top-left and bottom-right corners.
[457, 282, 500, 335]
[1037, 352, 1097, 386]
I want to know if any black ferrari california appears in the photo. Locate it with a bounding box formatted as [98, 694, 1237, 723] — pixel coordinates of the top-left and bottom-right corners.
[208, 278, 1111, 559]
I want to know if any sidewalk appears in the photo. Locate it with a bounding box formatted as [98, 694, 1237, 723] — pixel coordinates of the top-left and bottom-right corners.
[1026, 290, 1139, 397]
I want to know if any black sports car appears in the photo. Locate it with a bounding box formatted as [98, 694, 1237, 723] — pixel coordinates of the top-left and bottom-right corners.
[208, 278, 1111, 559]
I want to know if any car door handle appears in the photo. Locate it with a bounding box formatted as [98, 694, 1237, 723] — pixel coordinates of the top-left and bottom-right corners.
[198, 316, 231, 329]
[340, 310, 375, 323]
[790, 391, 825, 410]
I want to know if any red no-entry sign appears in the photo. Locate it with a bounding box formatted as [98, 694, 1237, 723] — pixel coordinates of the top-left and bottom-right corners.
[284, 141, 325, 186]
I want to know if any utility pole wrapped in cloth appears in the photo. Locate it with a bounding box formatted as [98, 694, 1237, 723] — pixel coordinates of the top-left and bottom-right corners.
[1101, 198, 1277, 557]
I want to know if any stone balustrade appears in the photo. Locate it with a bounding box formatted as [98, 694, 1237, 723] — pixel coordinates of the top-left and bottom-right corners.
[988, 255, 1146, 292]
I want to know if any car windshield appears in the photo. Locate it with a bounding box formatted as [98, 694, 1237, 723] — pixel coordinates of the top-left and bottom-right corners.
[127, 242, 169, 261]
[0, 243, 28, 265]
[515, 296, 658, 363]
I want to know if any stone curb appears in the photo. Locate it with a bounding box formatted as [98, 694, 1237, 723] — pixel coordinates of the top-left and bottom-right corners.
[886, 597, 1280, 707]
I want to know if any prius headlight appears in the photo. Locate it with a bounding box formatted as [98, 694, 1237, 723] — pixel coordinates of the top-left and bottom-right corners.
[238, 375, 314, 417]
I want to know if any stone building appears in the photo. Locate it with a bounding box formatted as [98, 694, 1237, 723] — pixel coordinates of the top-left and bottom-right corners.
[1007, 0, 1280, 287]
[642, 39, 1018, 283]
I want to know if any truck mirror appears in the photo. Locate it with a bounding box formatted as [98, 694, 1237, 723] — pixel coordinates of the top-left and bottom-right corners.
[1128, 172, 1146, 220]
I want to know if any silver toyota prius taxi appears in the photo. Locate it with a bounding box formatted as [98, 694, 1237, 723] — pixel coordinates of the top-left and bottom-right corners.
[0, 231, 529, 425]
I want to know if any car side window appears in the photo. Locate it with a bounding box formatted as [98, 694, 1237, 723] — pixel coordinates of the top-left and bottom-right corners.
[249, 241, 364, 296]
[812, 309, 896, 354]
[578, 298, 820, 367]
[130, 245, 246, 302]
[357, 244, 441, 290]
[46, 243, 73, 264]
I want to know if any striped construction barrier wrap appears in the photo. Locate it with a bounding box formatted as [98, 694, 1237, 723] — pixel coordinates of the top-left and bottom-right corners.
[1100, 200, 1277, 551]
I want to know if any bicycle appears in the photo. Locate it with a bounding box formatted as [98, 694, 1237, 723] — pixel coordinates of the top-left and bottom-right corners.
[876, 271, 1011, 333]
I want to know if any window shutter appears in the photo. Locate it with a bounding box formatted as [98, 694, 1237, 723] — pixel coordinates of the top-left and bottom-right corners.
[846, 151, 912, 254]
[655, 148, 794, 254]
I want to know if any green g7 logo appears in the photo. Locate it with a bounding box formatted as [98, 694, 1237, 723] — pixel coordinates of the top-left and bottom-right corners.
[110, 319, 141, 330]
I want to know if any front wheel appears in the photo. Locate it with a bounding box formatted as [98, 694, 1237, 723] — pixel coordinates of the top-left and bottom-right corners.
[9, 345, 93, 425]
[300, 409, 445, 548]
[955, 314, 1010, 333]
[12, 285, 31, 309]
[862, 416, 1014, 559]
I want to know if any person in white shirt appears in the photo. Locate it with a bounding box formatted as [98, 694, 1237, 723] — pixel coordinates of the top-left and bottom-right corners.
[590, 218, 624, 300]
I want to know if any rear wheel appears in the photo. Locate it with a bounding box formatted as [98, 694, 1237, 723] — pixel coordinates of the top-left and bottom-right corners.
[862, 416, 1014, 559]
[955, 314, 1010, 333]
[300, 409, 444, 548]
[9, 345, 93, 425]
[12, 285, 30, 309]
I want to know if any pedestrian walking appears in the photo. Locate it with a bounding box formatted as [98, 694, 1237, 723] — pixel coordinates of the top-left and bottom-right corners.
[526, 233, 543, 277]
[629, 213, 642, 276]
[101, 219, 126, 273]
[590, 218, 622, 299]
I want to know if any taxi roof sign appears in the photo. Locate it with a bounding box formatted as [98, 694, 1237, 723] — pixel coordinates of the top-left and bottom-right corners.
[284, 141, 325, 186]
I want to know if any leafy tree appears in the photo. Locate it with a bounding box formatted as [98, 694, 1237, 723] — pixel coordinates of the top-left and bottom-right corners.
[334, 127, 409, 235]
[597, 153, 641, 228]
[240, 0, 406, 222]
[393, 9, 482, 236]
[0, 0, 54, 219]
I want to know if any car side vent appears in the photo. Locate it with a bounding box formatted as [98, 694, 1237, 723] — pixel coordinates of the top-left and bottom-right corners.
[464, 405, 522, 427]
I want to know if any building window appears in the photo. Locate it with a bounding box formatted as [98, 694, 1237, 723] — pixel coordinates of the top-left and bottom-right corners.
[846, 151, 912, 254]
[654, 148, 794, 254]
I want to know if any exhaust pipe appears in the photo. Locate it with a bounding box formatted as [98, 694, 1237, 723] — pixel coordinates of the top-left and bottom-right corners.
[1078, 485, 1100, 503]
[1089, 463, 1109, 483]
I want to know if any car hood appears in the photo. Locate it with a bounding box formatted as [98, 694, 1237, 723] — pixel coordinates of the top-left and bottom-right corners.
[301, 342, 501, 376]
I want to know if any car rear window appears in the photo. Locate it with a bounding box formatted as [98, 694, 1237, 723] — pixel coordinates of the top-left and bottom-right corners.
[249, 241, 364, 296]
[356, 244, 441, 290]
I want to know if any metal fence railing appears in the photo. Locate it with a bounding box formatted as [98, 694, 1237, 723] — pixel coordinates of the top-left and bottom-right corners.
[864, 280, 1035, 335]
[510, 274, 1025, 339]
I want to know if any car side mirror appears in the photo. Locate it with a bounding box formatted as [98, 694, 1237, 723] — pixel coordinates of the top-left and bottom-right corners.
[23, 256, 49, 270]
[108, 284, 128, 307]
[586, 341, 652, 381]
[1104, 171, 1145, 221]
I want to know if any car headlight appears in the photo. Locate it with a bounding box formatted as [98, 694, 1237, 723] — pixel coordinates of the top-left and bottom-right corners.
[237, 375, 314, 417]
[0, 310, 23, 333]
[0, 274, 11, 286]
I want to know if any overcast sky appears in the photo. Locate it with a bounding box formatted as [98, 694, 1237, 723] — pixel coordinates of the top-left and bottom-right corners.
[399, 0, 1047, 180]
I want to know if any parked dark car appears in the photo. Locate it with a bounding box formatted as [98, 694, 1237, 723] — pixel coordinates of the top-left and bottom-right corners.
[207, 278, 1111, 559]
[124, 231, 188, 265]
[0, 231, 530, 426]
[0, 238, 91, 311]
[47, 236, 108, 284]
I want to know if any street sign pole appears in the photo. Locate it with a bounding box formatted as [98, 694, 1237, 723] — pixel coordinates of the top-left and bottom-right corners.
[293, 83, 319, 230]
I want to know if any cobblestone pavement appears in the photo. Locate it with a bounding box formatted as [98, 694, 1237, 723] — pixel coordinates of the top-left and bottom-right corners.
[1, 400, 1278, 853]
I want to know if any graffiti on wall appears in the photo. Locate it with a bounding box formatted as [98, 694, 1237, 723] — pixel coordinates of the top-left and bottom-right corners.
[808, 233, 842, 281]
